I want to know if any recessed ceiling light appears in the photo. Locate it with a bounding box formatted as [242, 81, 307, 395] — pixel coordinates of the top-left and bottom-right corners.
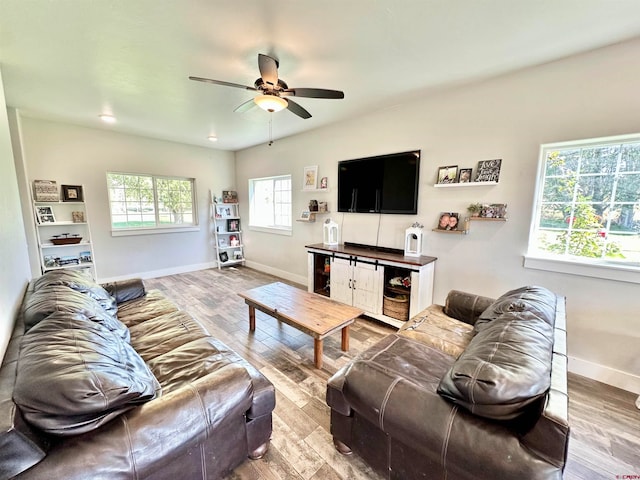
[99, 114, 116, 124]
[208, 135, 218, 142]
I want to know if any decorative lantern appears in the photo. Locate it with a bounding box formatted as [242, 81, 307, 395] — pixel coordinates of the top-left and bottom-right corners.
[323, 218, 339, 246]
[404, 222, 424, 257]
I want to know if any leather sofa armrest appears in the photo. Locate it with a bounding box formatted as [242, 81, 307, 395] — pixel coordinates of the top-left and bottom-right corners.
[101, 278, 146, 304]
[16, 363, 253, 480]
[326, 364, 353, 416]
[443, 290, 495, 325]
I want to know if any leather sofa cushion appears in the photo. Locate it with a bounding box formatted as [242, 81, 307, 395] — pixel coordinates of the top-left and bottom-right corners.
[14, 311, 160, 436]
[398, 304, 473, 358]
[475, 285, 557, 332]
[31, 269, 118, 318]
[437, 309, 554, 420]
[22, 284, 130, 342]
[443, 290, 495, 326]
[115, 289, 180, 328]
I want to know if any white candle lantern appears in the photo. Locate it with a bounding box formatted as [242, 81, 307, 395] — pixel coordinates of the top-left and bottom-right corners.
[404, 223, 424, 257]
[323, 219, 339, 246]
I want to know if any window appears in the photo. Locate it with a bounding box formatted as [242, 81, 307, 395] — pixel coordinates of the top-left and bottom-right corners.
[107, 173, 197, 234]
[526, 134, 640, 282]
[248, 175, 292, 234]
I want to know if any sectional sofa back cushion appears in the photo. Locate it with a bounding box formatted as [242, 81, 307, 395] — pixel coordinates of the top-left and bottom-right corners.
[14, 311, 160, 436]
[437, 286, 556, 420]
[31, 269, 118, 317]
[22, 284, 130, 342]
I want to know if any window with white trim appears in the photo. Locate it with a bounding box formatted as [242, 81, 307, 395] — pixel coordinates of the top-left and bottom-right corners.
[248, 175, 292, 234]
[107, 173, 197, 232]
[526, 134, 640, 278]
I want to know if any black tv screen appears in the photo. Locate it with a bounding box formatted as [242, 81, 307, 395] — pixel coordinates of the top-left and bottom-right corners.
[338, 150, 420, 214]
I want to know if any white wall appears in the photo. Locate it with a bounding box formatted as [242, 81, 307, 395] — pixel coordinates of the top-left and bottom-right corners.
[17, 117, 236, 281]
[0, 69, 31, 360]
[236, 38, 640, 394]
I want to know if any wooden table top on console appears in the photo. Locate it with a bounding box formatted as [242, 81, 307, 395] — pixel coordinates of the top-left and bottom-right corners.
[237, 282, 363, 368]
[305, 242, 437, 267]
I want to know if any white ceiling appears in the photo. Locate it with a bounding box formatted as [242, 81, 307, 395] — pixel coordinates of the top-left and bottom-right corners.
[2, 1, 640, 151]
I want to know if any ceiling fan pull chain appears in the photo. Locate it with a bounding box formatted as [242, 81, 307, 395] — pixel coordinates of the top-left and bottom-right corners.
[268, 113, 274, 146]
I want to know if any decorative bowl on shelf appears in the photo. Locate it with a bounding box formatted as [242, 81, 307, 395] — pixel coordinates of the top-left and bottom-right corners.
[50, 234, 82, 245]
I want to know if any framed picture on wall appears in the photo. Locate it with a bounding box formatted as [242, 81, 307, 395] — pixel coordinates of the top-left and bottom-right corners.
[437, 166, 458, 184]
[62, 185, 84, 202]
[457, 168, 472, 183]
[303, 166, 318, 190]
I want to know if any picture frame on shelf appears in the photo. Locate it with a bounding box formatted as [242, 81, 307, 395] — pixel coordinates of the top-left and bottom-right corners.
[437, 166, 458, 184]
[303, 165, 318, 190]
[33, 180, 59, 202]
[218, 237, 227, 247]
[72, 211, 85, 223]
[219, 252, 229, 263]
[474, 159, 502, 183]
[227, 219, 240, 232]
[457, 168, 472, 183]
[35, 206, 56, 224]
[481, 203, 508, 218]
[62, 185, 84, 202]
[233, 251, 243, 260]
[299, 210, 313, 222]
[437, 212, 460, 231]
[43, 255, 59, 268]
[320, 176, 328, 189]
[222, 190, 238, 203]
[79, 251, 92, 263]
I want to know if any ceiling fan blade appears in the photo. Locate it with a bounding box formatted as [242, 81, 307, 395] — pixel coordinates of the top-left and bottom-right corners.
[286, 99, 312, 119]
[189, 76, 257, 91]
[283, 88, 344, 99]
[233, 98, 257, 113]
[258, 54, 279, 88]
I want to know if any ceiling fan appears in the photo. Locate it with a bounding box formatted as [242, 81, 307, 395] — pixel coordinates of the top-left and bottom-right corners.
[189, 54, 344, 119]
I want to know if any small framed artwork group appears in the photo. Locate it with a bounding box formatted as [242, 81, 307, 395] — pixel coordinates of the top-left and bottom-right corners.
[436, 159, 502, 185]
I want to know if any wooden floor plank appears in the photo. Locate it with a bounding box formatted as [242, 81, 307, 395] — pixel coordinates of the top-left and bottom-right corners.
[144, 267, 640, 480]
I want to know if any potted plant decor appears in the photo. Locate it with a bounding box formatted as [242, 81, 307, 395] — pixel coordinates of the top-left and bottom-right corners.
[467, 202, 483, 217]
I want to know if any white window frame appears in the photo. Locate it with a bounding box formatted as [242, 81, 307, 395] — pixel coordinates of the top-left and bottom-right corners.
[248, 174, 292, 236]
[524, 133, 640, 284]
[107, 172, 198, 236]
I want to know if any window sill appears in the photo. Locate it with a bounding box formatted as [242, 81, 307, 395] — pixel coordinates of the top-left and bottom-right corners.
[111, 226, 200, 237]
[249, 225, 292, 236]
[523, 254, 640, 284]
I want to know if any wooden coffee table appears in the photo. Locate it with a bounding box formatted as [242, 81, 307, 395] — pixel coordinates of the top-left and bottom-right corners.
[238, 282, 363, 369]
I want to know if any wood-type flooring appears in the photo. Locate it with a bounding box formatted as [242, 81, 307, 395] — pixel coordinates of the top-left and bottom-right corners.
[145, 267, 640, 480]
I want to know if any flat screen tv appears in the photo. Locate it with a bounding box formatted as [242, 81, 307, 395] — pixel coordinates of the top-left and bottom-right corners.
[337, 150, 420, 214]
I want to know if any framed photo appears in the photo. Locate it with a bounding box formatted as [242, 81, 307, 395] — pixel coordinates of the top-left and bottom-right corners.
[227, 219, 240, 232]
[437, 166, 458, 184]
[481, 203, 508, 218]
[218, 237, 227, 247]
[437, 212, 460, 231]
[222, 190, 238, 203]
[320, 176, 328, 189]
[299, 210, 313, 222]
[62, 185, 84, 202]
[72, 211, 85, 223]
[233, 251, 243, 260]
[35, 206, 56, 224]
[457, 168, 472, 183]
[474, 159, 502, 183]
[33, 180, 59, 202]
[303, 166, 318, 190]
[79, 251, 92, 263]
[219, 252, 229, 263]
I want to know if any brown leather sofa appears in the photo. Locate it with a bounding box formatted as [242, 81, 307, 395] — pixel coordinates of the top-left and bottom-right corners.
[0, 270, 275, 479]
[326, 286, 569, 480]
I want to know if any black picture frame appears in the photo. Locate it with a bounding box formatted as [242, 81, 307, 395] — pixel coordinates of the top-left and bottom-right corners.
[474, 159, 502, 183]
[227, 219, 240, 232]
[437, 165, 458, 184]
[219, 252, 229, 263]
[35, 206, 56, 224]
[458, 168, 472, 183]
[62, 185, 84, 202]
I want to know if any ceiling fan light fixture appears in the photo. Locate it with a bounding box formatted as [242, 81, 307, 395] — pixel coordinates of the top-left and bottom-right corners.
[99, 114, 116, 124]
[254, 94, 288, 113]
[207, 135, 218, 142]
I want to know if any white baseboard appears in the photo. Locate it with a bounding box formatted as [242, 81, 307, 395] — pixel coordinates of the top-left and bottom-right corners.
[244, 260, 307, 287]
[569, 355, 640, 395]
[98, 262, 217, 283]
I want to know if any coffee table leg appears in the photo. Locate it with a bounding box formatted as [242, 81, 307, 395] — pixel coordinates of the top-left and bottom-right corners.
[314, 338, 323, 369]
[341, 325, 350, 351]
[248, 305, 256, 332]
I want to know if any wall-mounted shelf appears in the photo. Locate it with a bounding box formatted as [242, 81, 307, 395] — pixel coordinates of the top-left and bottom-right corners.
[296, 211, 331, 223]
[432, 228, 468, 235]
[469, 216, 508, 222]
[433, 181, 498, 188]
[300, 188, 331, 193]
